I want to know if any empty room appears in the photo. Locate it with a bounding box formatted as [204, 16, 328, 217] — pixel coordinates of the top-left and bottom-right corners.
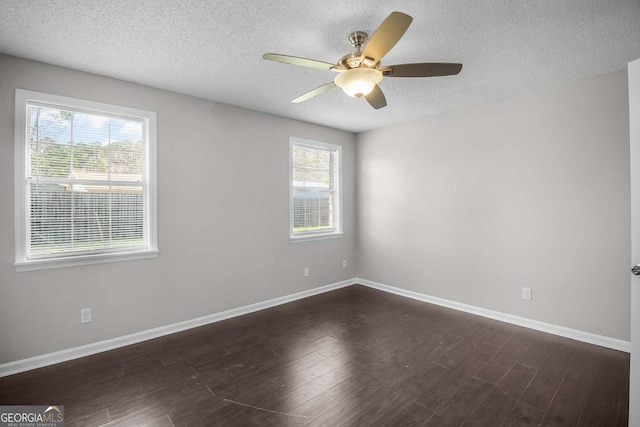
[1, 1, 640, 426]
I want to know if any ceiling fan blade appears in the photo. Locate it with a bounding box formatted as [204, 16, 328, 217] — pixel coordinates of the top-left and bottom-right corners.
[263, 53, 334, 70]
[292, 82, 337, 103]
[365, 85, 387, 109]
[361, 11, 413, 66]
[381, 63, 463, 77]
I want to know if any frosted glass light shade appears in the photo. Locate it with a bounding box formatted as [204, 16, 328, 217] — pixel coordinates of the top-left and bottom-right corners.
[334, 68, 383, 97]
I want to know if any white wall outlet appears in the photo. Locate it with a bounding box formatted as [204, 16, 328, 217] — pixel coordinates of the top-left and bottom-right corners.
[342, 259, 348, 269]
[303, 267, 309, 277]
[522, 287, 532, 301]
[80, 308, 92, 324]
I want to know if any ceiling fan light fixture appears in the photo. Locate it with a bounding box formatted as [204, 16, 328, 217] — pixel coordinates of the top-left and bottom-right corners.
[334, 68, 383, 97]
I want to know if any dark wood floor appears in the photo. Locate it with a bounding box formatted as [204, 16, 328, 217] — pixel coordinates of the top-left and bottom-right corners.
[0, 285, 629, 426]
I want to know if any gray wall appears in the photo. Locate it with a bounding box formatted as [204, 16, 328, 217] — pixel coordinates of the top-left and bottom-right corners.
[0, 54, 357, 363]
[0, 54, 631, 364]
[357, 70, 631, 341]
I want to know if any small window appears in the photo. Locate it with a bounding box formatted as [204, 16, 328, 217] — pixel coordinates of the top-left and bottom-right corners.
[14, 89, 158, 271]
[290, 137, 342, 241]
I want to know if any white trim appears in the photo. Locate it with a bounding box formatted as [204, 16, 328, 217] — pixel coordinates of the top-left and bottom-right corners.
[14, 89, 28, 268]
[628, 56, 640, 427]
[14, 249, 159, 272]
[13, 89, 158, 272]
[1, 276, 629, 377]
[0, 279, 356, 378]
[289, 137, 343, 241]
[357, 278, 631, 353]
[290, 232, 344, 243]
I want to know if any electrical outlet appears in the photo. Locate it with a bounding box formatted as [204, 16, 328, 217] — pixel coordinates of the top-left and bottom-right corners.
[303, 267, 309, 277]
[342, 259, 348, 269]
[80, 308, 92, 324]
[522, 287, 532, 301]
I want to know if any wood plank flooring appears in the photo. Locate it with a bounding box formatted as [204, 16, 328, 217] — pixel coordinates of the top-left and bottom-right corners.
[0, 285, 629, 426]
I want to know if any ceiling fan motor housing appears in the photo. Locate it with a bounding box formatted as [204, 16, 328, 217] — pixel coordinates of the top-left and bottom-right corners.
[338, 53, 363, 69]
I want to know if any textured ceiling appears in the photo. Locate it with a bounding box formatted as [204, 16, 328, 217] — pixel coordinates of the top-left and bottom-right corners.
[1, 1, 640, 133]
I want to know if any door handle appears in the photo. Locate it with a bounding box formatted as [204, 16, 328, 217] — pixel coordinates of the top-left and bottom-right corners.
[632, 265, 640, 276]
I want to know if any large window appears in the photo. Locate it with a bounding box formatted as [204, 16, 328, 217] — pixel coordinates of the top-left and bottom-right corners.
[290, 137, 342, 241]
[14, 89, 158, 271]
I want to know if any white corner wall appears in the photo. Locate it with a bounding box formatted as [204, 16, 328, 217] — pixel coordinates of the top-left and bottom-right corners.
[0, 54, 357, 364]
[357, 70, 631, 341]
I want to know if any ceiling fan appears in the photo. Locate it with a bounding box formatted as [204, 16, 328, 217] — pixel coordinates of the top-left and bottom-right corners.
[263, 11, 462, 109]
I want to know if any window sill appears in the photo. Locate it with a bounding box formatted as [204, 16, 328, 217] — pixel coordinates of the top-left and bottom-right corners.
[14, 249, 159, 272]
[290, 232, 344, 243]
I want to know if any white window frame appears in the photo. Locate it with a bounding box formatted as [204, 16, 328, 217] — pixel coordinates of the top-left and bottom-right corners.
[14, 89, 158, 272]
[289, 137, 343, 242]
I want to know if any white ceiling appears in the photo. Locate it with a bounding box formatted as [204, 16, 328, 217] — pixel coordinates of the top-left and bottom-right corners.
[1, 1, 639, 133]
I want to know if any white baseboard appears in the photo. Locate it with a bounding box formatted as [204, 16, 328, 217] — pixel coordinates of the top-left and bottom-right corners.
[0, 279, 356, 378]
[1, 276, 629, 377]
[357, 277, 631, 353]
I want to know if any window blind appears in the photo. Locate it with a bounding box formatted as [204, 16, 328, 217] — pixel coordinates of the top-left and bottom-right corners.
[26, 103, 146, 258]
[291, 142, 336, 235]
